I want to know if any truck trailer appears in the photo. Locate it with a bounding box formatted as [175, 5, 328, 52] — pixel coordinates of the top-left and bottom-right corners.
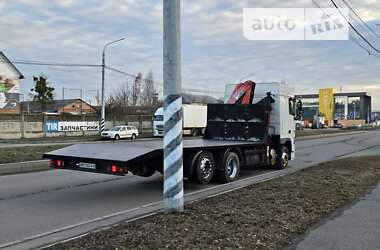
[44, 82, 297, 184]
[153, 104, 207, 137]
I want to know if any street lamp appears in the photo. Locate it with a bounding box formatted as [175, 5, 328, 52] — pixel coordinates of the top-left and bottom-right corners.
[100, 38, 126, 133]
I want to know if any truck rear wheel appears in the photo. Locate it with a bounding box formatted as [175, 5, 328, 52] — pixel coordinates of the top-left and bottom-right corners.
[193, 151, 215, 184]
[216, 152, 240, 183]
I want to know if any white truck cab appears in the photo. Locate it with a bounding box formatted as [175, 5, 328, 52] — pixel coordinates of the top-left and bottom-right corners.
[252, 82, 296, 160]
[153, 108, 164, 136]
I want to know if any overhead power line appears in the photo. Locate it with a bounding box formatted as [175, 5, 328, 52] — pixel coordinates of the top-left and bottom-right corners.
[311, 0, 372, 55]
[350, 35, 371, 55]
[104, 65, 140, 78]
[0, 59, 101, 68]
[329, 0, 380, 54]
[0, 58, 225, 96]
[340, 0, 380, 39]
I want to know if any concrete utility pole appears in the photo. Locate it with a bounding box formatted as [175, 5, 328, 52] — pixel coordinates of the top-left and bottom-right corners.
[101, 38, 125, 133]
[163, 0, 184, 213]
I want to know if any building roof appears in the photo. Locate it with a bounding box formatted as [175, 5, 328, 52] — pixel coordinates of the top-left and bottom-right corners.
[21, 99, 96, 113]
[0, 51, 24, 79]
[296, 92, 370, 98]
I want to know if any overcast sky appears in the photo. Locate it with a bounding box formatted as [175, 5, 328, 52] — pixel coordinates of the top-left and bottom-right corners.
[1, 0, 380, 109]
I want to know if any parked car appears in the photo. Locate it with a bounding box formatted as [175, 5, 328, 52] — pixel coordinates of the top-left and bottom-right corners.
[101, 126, 139, 140]
[295, 120, 304, 130]
[334, 123, 343, 129]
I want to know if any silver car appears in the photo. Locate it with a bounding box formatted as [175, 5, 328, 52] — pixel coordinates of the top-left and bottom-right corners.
[101, 126, 139, 140]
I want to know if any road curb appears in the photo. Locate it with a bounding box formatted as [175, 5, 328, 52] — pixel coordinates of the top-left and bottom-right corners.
[0, 160, 50, 176]
[296, 131, 365, 141]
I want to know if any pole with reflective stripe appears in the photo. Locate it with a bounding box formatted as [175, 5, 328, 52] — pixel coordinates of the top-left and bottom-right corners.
[100, 118, 105, 133]
[163, 0, 183, 213]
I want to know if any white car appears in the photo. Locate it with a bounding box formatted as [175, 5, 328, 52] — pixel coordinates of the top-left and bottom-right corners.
[101, 126, 139, 140]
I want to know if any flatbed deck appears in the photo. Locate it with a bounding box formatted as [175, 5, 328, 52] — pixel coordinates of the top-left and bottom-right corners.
[44, 139, 263, 165]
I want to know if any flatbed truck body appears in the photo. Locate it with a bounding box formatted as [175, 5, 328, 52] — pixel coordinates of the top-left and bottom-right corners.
[44, 82, 297, 184]
[45, 139, 266, 176]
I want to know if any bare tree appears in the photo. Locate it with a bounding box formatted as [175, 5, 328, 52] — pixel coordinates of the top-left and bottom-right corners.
[132, 72, 143, 106]
[114, 81, 131, 108]
[142, 71, 156, 108]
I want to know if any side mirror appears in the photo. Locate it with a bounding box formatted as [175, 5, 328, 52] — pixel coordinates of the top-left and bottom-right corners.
[295, 100, 303, 120]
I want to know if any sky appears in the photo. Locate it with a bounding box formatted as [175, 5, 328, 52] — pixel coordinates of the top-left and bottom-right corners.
[1, 0, 380, 109]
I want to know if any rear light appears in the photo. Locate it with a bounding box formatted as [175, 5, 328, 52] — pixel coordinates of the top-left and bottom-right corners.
[50, 159, 64, 168]
[110, 165, 125, 175]
[111, 165, 117, 173]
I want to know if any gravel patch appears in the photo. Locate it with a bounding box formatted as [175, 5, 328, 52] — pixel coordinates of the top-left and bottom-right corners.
[48, 156, 380, 250]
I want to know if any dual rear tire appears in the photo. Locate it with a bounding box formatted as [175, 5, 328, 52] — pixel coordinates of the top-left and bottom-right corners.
[193, 151, 215, 184]
[192, 150, 240, 184]
[215, 152, 240, 183]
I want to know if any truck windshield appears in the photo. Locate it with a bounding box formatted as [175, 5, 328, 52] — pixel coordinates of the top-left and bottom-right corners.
[153, 115, 163, 121]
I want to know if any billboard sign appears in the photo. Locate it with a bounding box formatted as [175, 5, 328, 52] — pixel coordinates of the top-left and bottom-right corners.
[46, 121, 99, 132]
[0, 76, 20, 109]
[319, 88, 334, 121]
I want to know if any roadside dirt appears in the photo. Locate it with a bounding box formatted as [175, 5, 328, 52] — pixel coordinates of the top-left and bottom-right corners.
[48, 156, 380, 250]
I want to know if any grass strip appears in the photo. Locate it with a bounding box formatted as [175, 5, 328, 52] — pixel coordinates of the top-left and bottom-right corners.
[0, 145, 66, 164]
[49, 156, 380, 250]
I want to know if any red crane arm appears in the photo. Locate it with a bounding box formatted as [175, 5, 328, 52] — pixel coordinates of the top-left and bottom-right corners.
[226, 81, 256, 104]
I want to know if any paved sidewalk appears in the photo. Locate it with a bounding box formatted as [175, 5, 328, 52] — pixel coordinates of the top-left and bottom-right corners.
[296, 182, 380, 250]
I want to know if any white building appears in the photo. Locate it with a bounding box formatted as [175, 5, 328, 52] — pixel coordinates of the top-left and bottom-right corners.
[0, 51, 24, 114]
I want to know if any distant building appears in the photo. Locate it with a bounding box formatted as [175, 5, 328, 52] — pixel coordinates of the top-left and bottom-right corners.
[21, 99, 98, 115]
[296, 92, 372, 125]
[0, 51, 24, 114]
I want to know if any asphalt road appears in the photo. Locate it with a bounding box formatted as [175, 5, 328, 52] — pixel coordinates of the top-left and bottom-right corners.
[296, 182, 380, 250]
[1, 131, 380, 249]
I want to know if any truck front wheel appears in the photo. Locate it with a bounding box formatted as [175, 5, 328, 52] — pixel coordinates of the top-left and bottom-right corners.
[270, 146, 289, 169]
[216, 152, 240, 183]
[193, 151, 215, 184]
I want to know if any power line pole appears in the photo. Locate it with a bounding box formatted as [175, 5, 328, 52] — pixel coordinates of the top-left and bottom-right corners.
[163, 0, 184, 213]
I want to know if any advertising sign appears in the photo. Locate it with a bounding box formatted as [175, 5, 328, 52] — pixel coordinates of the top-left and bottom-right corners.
[46, 121, 99, 132]
[319, 88, 334, 122]
[0, 76, 20, 109]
